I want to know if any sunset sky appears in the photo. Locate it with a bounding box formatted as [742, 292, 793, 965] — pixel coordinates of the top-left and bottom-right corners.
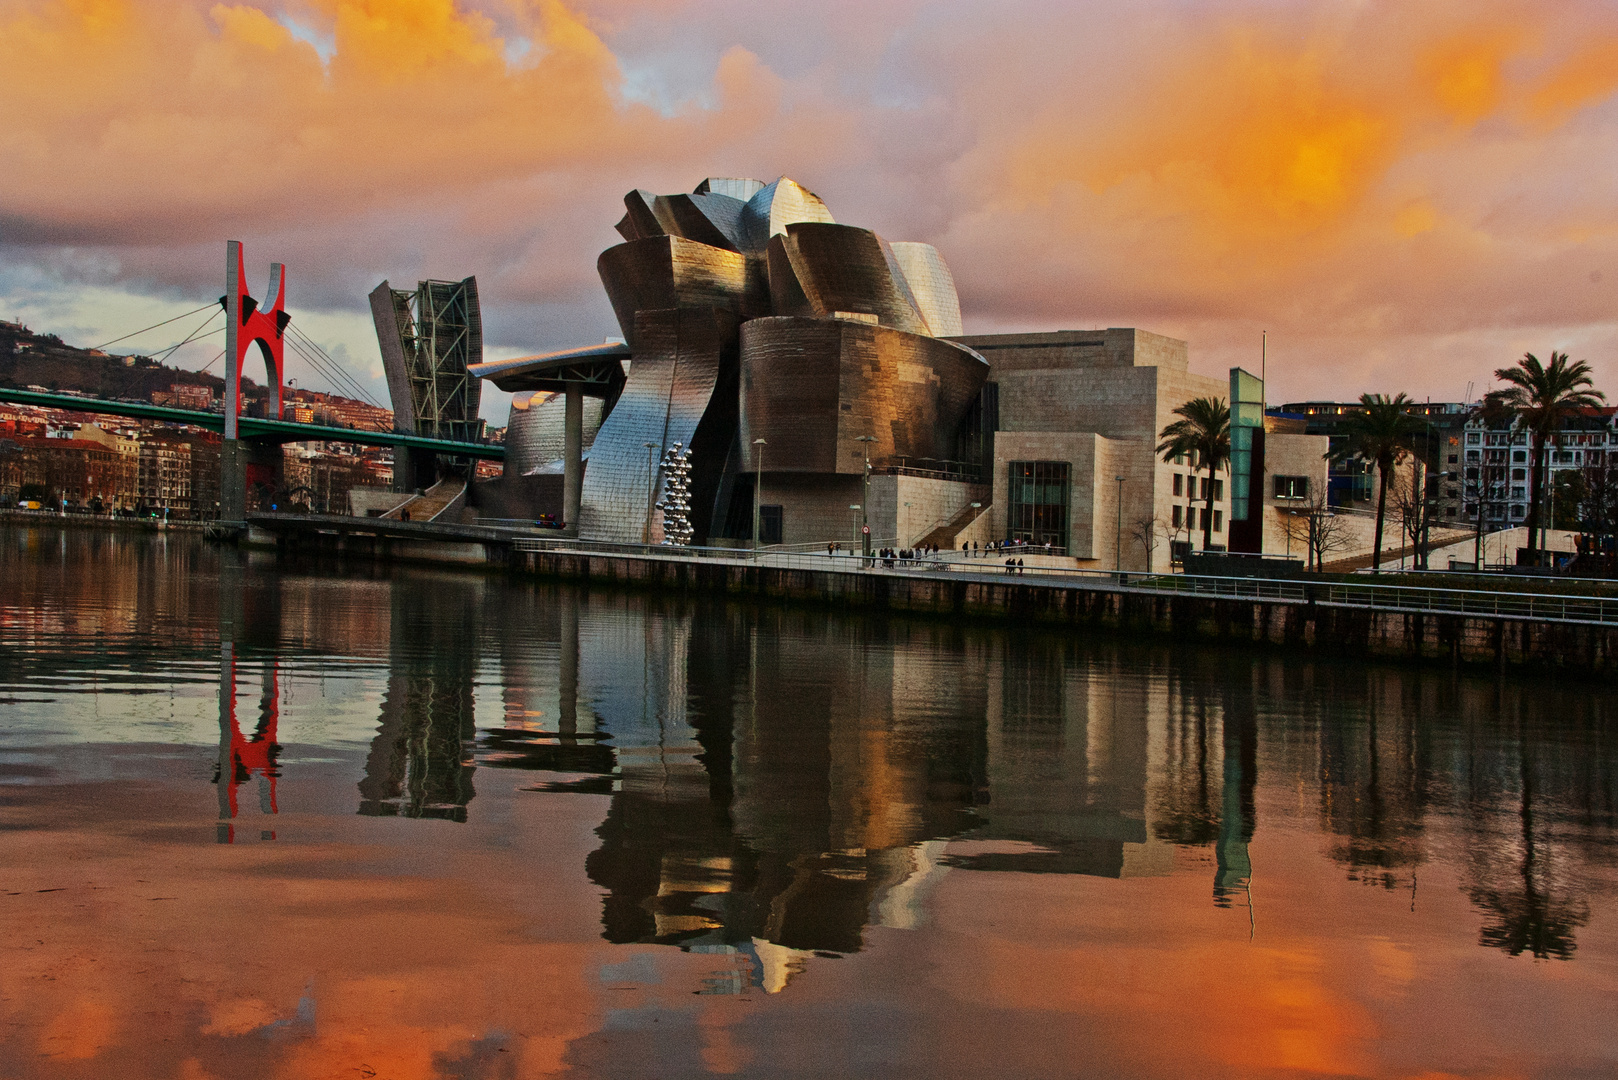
[3, 0, 1617, 422]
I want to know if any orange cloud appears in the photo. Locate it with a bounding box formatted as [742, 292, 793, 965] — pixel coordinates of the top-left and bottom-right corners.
[3, 0, 1618, 406]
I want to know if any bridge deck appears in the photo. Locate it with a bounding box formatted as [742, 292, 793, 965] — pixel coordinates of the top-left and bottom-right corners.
[247, 512, 529, 544]
[0, 388, 503, 459]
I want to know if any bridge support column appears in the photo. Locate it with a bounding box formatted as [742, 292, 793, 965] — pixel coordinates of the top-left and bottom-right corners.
[562, 383, 583, 536]
[395, 446, 439, 495]
[220, 439, 246, 524]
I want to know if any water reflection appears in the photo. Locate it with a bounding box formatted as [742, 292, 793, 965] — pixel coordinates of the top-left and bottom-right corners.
[4, 526, 1616, 979]
[356, 583, 481, 821]
[214, 647, 281, 842]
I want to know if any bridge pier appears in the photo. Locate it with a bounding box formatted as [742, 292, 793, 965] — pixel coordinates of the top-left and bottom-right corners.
[220, 439, 247, 524]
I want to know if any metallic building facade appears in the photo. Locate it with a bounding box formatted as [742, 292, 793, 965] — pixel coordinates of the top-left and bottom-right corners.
[739, 317, 987, 473]
[577, 308, 737, 542]
[505, 390, 605, 476]
[478, 175, 985, 544]
[888, 242, 964, 337]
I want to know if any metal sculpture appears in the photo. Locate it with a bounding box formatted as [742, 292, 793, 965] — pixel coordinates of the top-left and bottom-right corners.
[223, 240, 289, 440]
[654, 442, 694, 546]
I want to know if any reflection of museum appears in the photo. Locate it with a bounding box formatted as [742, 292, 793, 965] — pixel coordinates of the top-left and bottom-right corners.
[160, 560, 1618, 979]
[471, 176, 1331, 566]
[475, 598, 1220, 992]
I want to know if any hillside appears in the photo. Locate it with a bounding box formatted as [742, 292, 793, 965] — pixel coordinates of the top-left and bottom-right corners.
[0, 318, 261, 402]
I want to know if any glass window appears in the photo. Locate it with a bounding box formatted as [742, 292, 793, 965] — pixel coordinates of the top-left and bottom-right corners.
[1214, 510, 1223, 532]
[1211, 478, 1224, 501]
[1172, 504, 1182, 529]
[1467, 432, 1481, 444]
[1272, 475, 1309, 500]
[1007, 460, 1070, 552]
[1172, 473, 1182, 496]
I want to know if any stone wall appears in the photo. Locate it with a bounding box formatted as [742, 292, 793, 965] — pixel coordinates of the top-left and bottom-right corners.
[500, 547, 1618, 679]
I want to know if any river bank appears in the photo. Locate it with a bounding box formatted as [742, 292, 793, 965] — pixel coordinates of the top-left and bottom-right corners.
[0, 507, 212, 533]
[215, 515, 1618, 681]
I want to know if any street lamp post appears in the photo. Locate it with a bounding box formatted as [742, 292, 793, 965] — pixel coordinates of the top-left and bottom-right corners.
[855, 435, 877, 556]
[1115, 475, 1125, 572]
[752, 438, 767, 554]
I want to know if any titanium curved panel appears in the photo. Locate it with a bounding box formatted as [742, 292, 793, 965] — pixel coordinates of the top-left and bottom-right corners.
[666, 193, 748, 252]
[741, 177, 835, 256]
[578, 308, 733, 542]
[740, 317, 988, 475]
[505, 391, 604, 476]
[696, 177, 766, 201]
[597, 236, 763, 347]
[778, 224, 930, 337]
[765, 234, 814, 317]
[888, 242, 963, 337]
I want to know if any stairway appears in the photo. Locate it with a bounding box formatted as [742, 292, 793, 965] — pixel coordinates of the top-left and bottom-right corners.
[913, 500, 990, 550]
[383, 477, 466, 523]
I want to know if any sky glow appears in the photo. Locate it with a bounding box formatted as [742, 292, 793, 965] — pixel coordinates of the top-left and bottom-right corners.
[3, 0, 1617, 421]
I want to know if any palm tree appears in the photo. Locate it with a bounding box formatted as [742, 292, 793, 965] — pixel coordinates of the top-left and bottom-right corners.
[1327, 393, 1423, 570]
[1486, 352, 1605, 558]
[1157, 397, 1230, 552]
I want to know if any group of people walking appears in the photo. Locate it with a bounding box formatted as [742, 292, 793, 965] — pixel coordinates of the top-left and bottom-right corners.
[959, 538, 1052, 562]
[817, 537, 1044, 575]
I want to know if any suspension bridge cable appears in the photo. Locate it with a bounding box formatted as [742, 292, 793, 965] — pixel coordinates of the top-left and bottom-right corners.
[90, 303, 217, 351]
[280, 334, 391, 430]
[102, 308, 222, 401]
[284, 340, 391, 427]
[147, 310, 223, 366]
[282, 333, 377, 410]
[284, 323, 386, 410]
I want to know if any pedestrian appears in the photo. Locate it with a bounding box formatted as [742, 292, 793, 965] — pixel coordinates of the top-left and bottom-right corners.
[1017, 557, 1025, 576]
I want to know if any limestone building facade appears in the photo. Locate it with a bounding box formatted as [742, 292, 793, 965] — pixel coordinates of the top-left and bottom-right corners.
[953, 329, 1232, 571]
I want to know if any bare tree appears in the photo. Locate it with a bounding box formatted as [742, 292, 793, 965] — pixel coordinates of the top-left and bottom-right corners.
[1131, 514, 1168, 573]
[1280, 494, 1354, 571]
[1389, 462, 1426, 570]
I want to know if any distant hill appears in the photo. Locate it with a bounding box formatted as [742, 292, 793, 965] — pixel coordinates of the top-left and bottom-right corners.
[0, 317, 262, 403]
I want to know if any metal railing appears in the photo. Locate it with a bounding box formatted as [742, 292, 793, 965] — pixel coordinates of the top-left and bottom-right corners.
[506, 537, 1618, 627]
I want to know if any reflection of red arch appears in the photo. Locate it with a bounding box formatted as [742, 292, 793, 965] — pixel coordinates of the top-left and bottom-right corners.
[224, 241, 288, 431]
[221, 657, 280, 821]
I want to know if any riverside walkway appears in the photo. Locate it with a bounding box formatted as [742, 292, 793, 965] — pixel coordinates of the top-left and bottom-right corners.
[240, 514, 1618, 678]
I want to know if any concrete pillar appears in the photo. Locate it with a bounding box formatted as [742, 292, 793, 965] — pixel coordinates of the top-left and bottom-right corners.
[563, 383, 583, 535]
[219, 439, 245, 523]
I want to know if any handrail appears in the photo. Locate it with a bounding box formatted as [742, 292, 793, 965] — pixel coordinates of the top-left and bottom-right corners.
[507, 537, 1618, 627]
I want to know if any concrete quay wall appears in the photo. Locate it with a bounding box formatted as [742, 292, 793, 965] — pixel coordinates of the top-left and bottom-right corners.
[504, 547, 1618, 679]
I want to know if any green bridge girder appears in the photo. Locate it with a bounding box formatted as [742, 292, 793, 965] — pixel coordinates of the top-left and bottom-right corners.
[0, 387, 503, 460]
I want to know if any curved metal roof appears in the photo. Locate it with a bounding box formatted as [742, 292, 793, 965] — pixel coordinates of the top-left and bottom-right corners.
[468, 342, 631, 393]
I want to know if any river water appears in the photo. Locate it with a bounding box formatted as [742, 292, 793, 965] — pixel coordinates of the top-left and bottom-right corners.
[2, 526, 1615, 1079]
